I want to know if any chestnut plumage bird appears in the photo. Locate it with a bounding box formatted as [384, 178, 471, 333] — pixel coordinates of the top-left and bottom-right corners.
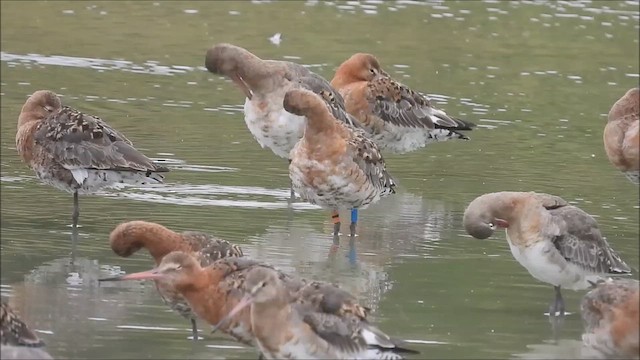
[108, 221, 243, 340]
[204, 43, 360, 200]
[603, 87, 639, 184]
[331, 53, 474, 154]
[284, 88, 396, 237]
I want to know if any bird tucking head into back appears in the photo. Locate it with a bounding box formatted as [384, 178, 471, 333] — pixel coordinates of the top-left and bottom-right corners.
[18, 90, 62, 127]
[333, 53, 386, 85]
[283, 89, 327, 119]
[463, 193, 512, 240]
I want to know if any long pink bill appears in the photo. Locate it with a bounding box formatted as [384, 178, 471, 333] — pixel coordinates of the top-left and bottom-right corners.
[211, 294, 253, 334]
[98, 269, 164, 282]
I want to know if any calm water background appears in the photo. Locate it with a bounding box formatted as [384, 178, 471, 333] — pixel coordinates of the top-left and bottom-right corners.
[1, 1, 638, 359]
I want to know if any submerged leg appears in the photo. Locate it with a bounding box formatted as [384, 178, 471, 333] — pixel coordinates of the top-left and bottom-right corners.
[72, 191, 80, 244]
[329, 232, 340, 254]
[349, 208, 358, 237]
[331, 209, 341, 236]
[68, 191, 79, 263]
[190, 318, 198, 341]
[347, 234, 357, 265]
[288, 159, 295, 203]
[549, 286, 565, 316]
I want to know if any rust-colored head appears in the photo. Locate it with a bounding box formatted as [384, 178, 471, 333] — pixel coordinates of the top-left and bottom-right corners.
[283, 88, 327, 118]
[99, 251, 201, 285]
[109, 221, 145, 257]
[608, 87, 640, 123]
[18, 90, 62, 127]
[333, 53, 385, 85]
[108, 221, 183, 262]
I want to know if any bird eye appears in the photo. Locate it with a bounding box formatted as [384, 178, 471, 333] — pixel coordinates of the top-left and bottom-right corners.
[261, 281, 267, 288]
[43, 105, 53, 112]
[488, 223, 495, 230]
[175, 265, 182, 271]
[369, 68, 376, 75]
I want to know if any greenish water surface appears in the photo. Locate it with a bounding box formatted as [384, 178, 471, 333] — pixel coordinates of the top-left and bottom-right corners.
[1, 1, 638, 359]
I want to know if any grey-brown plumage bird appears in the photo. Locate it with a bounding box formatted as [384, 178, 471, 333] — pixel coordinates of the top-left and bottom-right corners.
[16, 90, 169, 243]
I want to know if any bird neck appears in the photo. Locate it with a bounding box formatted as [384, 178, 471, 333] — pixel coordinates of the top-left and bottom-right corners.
[175, 269, 224, 324]
[15, 121, 39, 163]
[251, 294, 292, 342]
[132, 225, 188, 264]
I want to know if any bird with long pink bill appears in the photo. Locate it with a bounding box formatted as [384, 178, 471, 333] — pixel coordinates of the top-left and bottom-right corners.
[98, 251, 387, 358]
[108, 220, 244, 341]
[211, 266, 418, 359]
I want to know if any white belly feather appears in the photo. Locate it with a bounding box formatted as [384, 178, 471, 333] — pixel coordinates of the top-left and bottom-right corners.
[243, 97, 306, 159]
[506, 233, 600, 290]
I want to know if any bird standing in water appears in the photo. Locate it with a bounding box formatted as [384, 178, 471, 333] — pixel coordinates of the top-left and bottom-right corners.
[204, 43, 360, 202]
[15, 90, 169, 245]
[285, 88, 396, 237]
[331, 53, 474, 154]
[603, 87, 639, 184]
[213, 266, 419, 359]
[108, 220, 244, 340]
[463, 191, 631, 316]
[100, 251, 381, 358]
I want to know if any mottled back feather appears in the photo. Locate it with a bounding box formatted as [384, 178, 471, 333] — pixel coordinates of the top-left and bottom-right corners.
[1, 302, 45, 348]
[179, 232, 244, 267]
[35, 106, 169, 173]
[295, 281, 370, 320]
[298, 303, 418, 356]
[581, 279, 639, 333]
[543, 203, 631, 274]
[296, 74, 362, 129]
[368, 75, 475, 133]
[345, 124, 396, 196]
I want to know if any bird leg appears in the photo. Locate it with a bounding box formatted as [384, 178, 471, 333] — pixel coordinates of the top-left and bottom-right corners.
[347, 234, 357, 265]
[288, 159, 295, 203]
[329, 232, 340, 254]
[190, 318, 198, 341]
[72, 190, 80, 244]
[549, 286, 565, 317]
[349, 208, 358, 237]
[331, 209, 341, 236]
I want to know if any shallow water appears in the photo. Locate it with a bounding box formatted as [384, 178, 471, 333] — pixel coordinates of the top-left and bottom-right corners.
[1, 1, 638, 359]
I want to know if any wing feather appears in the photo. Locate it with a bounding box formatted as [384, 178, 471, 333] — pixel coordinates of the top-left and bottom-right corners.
[35, 106, 169, 173]
[367, 76, 475, 133]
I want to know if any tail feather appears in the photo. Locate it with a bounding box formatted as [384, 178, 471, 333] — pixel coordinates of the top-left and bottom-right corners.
[361, 324, 420, 355]
[145, 171, 166, 183]
[433, 114, 476, 131]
